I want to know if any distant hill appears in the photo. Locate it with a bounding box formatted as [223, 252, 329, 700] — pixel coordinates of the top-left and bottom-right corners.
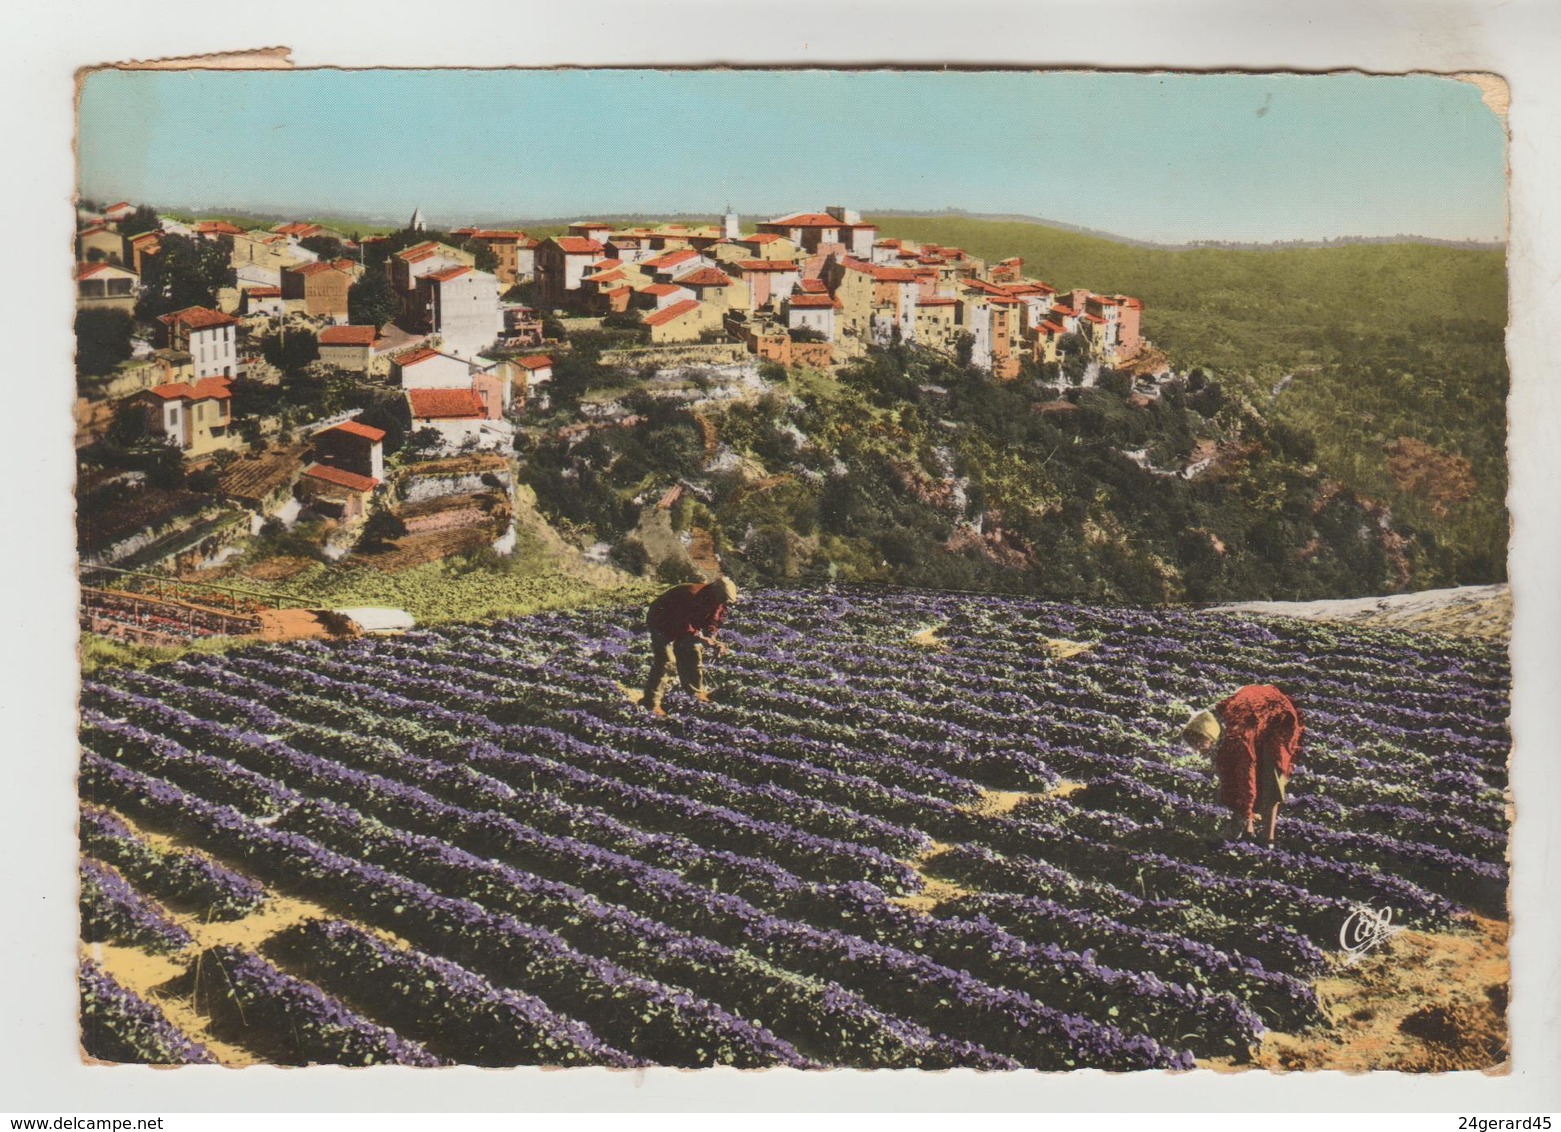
[868, 208, 1503, 253]
[868, 212, 1509, 589]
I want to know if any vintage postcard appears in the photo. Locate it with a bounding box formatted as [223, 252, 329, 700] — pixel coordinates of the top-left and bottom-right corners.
[69, 63, 1515, 1083]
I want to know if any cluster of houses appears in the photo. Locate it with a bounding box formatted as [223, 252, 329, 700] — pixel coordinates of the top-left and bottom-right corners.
[75, 203, 554, 464]
[527, 207, 1146, 378]
[75, 198, 1149, 560]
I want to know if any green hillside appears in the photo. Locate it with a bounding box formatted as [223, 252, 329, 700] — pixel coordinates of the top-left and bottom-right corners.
[871, 215, 1509, 585]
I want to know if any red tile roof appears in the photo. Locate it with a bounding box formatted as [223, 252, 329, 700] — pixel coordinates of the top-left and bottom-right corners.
[275, 222, 321, 238]
[1038, 321, 1066, 334]
[129, 232, 161, 246]
[323, 419, 386, 441]
[843, 258, 916, 283]
[797, 278, 829, 293]
[159, 306, 238, 331]
[396, 242, 444, 263]
[468, 229, 529, 240]
[640, 283, 685, 297]
[590, 270, 627, 285]
[674, 267, 733, 287]
[1081, 313, 1107, 324]
[1050, 304, 1078, 316]
[426, 265, 473, 283]
[766, 213, 843, 228]
[146, 378, 233, 402]
[746, 233, 785, 244]
[332, 258, 358, 272]
[302, 463, 380, 493]
[320, 325, 379, 347]
[245, 286, 283, 298]
[738, 260, 799, 272]
[918, 296, 958, 307]
[644, 248, 699, 269]
[589, 258, 625, 271]
[643, 299, 702, 327]
[195, 221, 246, 236]
[408, 387, 486, 420]
[75, 262, 130, 280]
[552, 237, 606, 255]
[290, 261, 348, 277]
[1090, 294, 1121, 305]
[517, 355, 553, 370]
[393, 347, 443, 367]
[787, 294, 840, 309]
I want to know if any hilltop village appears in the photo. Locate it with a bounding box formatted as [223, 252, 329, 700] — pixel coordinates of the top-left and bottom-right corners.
[77, 200, 1177, 637]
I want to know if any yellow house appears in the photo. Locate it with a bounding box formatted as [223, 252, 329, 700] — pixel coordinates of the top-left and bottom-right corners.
[735, 232, 800, 261]
[140, 377, 237, 457]
[671, 266, 752, 313]
[77, 225, 127, 265]
[644, 299, 722, 344]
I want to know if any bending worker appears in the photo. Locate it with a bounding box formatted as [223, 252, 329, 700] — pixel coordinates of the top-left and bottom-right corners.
[641, 577, 739, 716]
[1182, 684, 1304, 848]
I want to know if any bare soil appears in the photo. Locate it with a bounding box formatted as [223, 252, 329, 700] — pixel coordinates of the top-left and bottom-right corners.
[1228, 914, 1509, 1073]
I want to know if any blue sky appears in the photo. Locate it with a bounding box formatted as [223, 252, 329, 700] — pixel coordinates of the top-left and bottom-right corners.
[76, 69, 1507, 244]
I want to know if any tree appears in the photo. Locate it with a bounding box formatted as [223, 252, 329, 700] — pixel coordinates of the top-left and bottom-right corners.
[954, 331, 975, 368]
[134, 233, 234, 321]
[300, 234, 347, 262]
[404, 427, 446, 458]
[351, 395, 411, 455]
[357, 508, 408, 551]
[105, 400, 151, 449]
[262, 328, 319, 374]
[602, 309, 645, 332]
[75, 309, 135, 377]
[119, 205, 161, 238]
[348, 270, 398, 329]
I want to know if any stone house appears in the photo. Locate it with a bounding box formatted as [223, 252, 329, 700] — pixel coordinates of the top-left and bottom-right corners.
[317, 325, 379, 373]
[281, 261, 352, 321]
[312, 419, 385, 482]
[297, 463, 379, 521]
[644, 298, 721, 344]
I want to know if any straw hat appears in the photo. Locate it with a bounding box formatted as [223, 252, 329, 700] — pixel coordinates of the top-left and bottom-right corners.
[1182, 709, 1222, 748]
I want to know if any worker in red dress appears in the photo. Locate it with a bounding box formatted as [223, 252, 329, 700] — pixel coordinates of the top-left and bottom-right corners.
[641, 577, 739, 716]
[1182, 685, 1304, 847]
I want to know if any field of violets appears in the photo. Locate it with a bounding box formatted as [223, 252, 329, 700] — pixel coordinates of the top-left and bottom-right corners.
[77, 586, 1510, 1070]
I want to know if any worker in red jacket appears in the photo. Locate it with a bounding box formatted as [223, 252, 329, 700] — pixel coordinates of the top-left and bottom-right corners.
[641, 577, 739, 716]
[1183, 684, 1304, 847]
